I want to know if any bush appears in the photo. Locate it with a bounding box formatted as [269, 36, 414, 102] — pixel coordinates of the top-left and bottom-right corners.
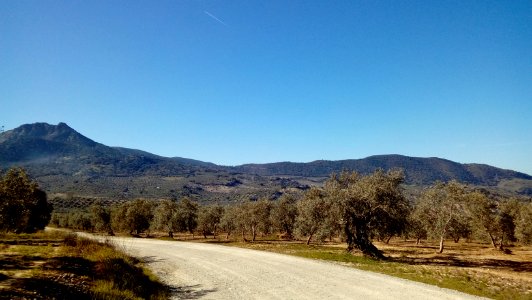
[61, 234, 170, 299]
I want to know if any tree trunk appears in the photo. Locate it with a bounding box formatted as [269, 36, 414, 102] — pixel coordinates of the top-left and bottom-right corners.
[241, 229, 248, 242]
[252, 225, 257, 242]
[345, 219, 384, 259]
[169, 231, 173, 238]
[386, 236, 392, 244]
[356, 235, 383, 259]
[306, 234, 313, 245]
[438, 235, 445, 253]
[416, 237, 420, 245]
[498, 234, 505, 251]
[488, 232, 498, 250]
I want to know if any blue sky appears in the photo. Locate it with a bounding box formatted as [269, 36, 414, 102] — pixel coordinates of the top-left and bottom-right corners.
[1, 1, 531, 174]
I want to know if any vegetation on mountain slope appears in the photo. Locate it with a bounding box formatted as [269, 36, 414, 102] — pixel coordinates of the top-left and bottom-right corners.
[232, 155, 532, 185]
[1, 122, 531, 205]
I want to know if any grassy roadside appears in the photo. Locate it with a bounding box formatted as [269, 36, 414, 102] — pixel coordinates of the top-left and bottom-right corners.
[193, 237, 531, 300]
[0, 231, 170, 300]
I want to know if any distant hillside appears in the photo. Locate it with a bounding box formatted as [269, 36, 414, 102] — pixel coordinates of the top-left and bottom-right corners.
[1, 122, 531, 204]
[232, 155, 532, 186]
[0, 123, 307, 204]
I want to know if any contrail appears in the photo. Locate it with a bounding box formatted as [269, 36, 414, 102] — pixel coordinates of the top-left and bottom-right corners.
[204, 10, 228, 26]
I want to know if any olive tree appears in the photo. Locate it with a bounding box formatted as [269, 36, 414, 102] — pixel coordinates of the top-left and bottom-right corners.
[253, 199, 274, 239]
[0, 168, 52, 233]
[90, 200, 114, 235]
[516, 202, 532, 245]
[295, 187, 336, 245]
[327, 170, 408, 259]
[151, 199, 180, 238]
[229, 199, 273, 242]
[232, 202, 251, 241]
[112, 199, 155, 235]
[220, 204, 238, 240]
[271, 195, 298, 239]
[446, 217, 472, 243]
[406, 211, 427, 245]
[176, 197, 198, 235]
[467, 192, 519, 250]
[70, 211, 94, 231]
[415, 181, 468, 253]
[197, 204, 224, 238]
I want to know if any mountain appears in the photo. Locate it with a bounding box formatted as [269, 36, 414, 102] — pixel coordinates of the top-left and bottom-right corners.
[0, 123, 308, 206]
[0, 122, 99, 163]
[1, 122, 531, 205]
[0, 122, 219, 177]
[232, 155, 532, 186]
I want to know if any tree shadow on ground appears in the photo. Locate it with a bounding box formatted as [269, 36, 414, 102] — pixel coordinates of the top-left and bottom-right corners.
[43, 256, 94, 275]
[2, 277, 92, 300]
[0, 254, 46, 270]
[170, 284, 218, 300]
[0, 255, 94, 299]
[0, 239, 63, 246]
[140, 255, 167, 263]
[203, 240, 233, 244]
[0, 272, 9, 281]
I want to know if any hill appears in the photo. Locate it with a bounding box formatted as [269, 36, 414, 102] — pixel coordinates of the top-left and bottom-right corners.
[0, 122, 218, 177]
[1, 122, 531, 207]
[0, 123, 307, 207]
[232, 155, 532, 186]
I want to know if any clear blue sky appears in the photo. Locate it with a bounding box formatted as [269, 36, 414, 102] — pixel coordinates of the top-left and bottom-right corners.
[1, 1, 531, 174]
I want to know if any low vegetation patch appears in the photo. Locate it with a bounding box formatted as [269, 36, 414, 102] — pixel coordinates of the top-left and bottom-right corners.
[0, 231, 170, 299]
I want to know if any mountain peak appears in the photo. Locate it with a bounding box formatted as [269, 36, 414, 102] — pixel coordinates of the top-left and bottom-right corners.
[1, 122, 94, 145]
[0, 122, 101, 165]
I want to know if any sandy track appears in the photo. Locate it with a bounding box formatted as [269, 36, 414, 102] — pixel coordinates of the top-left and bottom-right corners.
[93, 236, 485, 300]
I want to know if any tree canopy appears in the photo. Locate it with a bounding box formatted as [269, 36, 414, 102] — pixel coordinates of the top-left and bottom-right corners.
[0, 167, 52, 233]
[327, 170, 408, 258]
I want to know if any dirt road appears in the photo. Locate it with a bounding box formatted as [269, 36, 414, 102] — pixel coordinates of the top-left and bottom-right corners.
[99, 236, 484, 300]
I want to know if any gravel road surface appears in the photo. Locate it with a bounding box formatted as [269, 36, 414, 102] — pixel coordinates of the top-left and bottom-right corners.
[93, 236, 485, 300]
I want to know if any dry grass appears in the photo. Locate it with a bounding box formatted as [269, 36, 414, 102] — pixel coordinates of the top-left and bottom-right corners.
[374, 240, 532, 299]
[0, 231, 170, 299]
